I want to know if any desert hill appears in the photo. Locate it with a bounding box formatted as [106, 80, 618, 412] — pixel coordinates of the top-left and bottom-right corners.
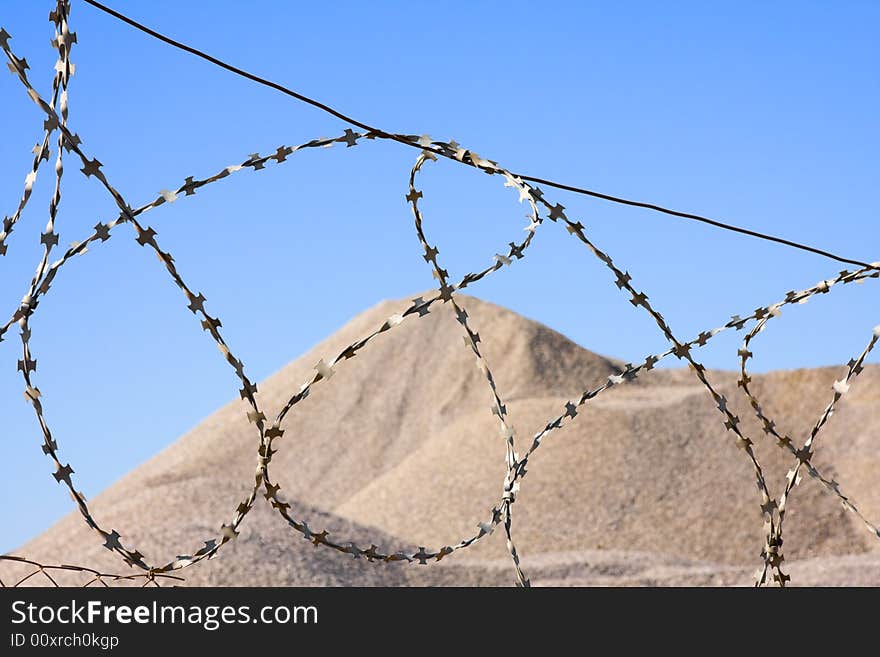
[10, 294, 880, 585]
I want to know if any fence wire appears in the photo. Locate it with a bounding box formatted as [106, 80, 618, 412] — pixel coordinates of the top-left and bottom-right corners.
[1, 1, 878, 588]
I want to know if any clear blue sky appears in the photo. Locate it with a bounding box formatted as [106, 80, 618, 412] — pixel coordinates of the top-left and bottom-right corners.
[1, 1, 877, 553]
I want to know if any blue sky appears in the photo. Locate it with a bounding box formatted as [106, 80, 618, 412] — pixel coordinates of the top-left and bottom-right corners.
[0, 1, 877, 552]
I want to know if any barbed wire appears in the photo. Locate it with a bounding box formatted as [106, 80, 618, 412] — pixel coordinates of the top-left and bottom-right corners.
[1, 1, 878, 588]
[0, 555, 184, 588]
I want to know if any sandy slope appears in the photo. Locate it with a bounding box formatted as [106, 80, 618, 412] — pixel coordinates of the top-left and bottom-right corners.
[10, 294, 880, 586]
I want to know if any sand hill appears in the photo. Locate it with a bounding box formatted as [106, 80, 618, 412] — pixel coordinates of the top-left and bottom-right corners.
[9, 294, 880, 586]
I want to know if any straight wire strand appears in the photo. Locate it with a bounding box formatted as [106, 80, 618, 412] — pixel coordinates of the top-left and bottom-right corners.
[80, 0, 875, 271]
